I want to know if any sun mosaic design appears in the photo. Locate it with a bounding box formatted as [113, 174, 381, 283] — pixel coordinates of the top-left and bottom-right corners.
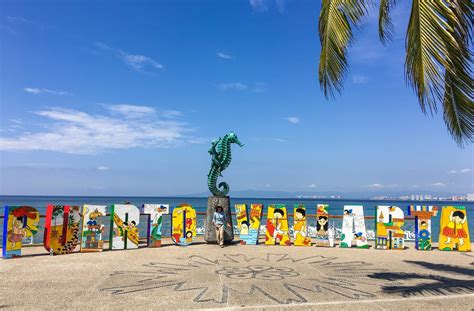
[99, 253, 398, 305]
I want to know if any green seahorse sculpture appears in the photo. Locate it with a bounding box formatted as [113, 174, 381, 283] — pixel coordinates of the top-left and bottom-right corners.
[207, 132, 244, 197]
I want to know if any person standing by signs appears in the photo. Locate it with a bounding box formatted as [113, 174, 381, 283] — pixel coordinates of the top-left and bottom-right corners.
[213, 206, 231, 248]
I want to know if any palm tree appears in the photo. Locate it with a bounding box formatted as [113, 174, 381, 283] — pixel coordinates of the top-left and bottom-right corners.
[318, 0, 473, 146]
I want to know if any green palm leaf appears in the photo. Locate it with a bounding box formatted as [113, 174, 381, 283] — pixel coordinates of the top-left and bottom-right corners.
[406, 0, 473, 144]
[379, 0, 397, 45]
[318, 0, 473, 146]
[318, 0, 371, 98]
[442, 1, 473, 145]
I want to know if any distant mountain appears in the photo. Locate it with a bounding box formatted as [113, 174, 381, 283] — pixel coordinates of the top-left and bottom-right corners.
[179, 190, 298, 198]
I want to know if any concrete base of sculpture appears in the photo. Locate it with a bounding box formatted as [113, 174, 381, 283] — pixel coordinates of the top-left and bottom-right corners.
[204, 196, 234, 243]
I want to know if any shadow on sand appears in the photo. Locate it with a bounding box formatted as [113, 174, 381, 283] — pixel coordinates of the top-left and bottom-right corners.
[368, 260, 474, 297]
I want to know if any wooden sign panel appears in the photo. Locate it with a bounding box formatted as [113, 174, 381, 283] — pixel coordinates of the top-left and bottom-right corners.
[265, 204, 291, 246]
[340, 205, 368, 248]
[439, 206, 470, 252]
[236, 204, 263, 245]
[143, 204, 169, 247]
[293, 204, 311, 246]
[44, 205, 81, 255]
[375, 205, 405, 250]
[171, 204, 196, 246]
[2, 206, 40, 259]
[235, 204, 249, 244]
[109, 204, 140, 250]
[80, 205, 107, 252]
[408, 205, 438, 251]
[315, 204, 330, 247]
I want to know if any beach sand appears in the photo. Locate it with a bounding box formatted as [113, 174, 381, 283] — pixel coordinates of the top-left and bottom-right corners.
[1, 239, 473, 310]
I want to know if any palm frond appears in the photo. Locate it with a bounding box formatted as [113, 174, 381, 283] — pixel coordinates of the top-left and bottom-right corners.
[405, 1, 454, 114]
[442, 0, 474, 145]
[379, 0, 397, 45]
[318, 0, 371, 98]
[443, 74, 474, 145]
[405, 0, 473, 144]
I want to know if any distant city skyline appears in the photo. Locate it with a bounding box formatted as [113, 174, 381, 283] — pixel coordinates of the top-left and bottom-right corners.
[0, 1, 472, 196]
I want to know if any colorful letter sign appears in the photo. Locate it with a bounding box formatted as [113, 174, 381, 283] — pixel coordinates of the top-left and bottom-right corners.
[375, 206, 405, 250]
[439, 206, 471, 252]
[143, 204, 169, 247]
[235, 204, 263, 245]
[235, 204, 249, 244]
[340, 205, 368, 248]
[408, 205, 438, 251]
[2, 206, 40, 259]
[265, 204, 291, 246]
[171, 204, 197, 246]
[80, 205, 107, 252]
[109, 204, 140, 250]
[293, 204, 311, 246]
[315, 204, 331, 247]
[44, 205, 82, 255]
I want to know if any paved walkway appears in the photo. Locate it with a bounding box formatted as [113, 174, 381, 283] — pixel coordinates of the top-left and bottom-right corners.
[1, 239, 473, 310]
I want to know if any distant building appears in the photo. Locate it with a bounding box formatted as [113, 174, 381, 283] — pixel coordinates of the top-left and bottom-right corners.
[467, 193, 474, 201]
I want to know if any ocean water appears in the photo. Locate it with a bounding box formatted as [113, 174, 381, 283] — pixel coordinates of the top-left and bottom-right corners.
[1, 195, 472, 244]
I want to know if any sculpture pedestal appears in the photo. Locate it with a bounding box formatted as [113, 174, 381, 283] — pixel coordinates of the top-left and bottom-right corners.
[204, 196, 234, 243]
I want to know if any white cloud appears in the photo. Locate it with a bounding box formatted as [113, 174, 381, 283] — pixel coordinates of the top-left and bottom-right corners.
[431, 182, 447, 187]
[275, 0, 287, 13]
[0, 105, 192, 154]
[95, 42, 163, 72]
[250, 0, 287, 13]
[448, 168, 472, 174]
[351, 75, 368, 84]
[24, 88, 70, 95]
[250, 0, 268, 11]
[217, 52, 232, 59]
[102, 104, 182, 119]
[218, 82, 248, 91]
[7, 16, 34, 24]
[253, 82, 268, 93]
[161, 110, 183, 118]
[104, 104, 155, 118]
[119, 51, 163, 71]
[218, 82, 267, 93]
[96, 166, 109, 171]
[3, 16, 50, 33]
[273, 138, 287, 143]
[265, 184, 271, 187]
[367, 183, 384, 188]
[308, 184, 317, 188]
[285, 117, 300, 124]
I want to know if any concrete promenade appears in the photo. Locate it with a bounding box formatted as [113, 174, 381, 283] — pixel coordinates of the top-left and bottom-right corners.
[1, 239, 473, 310]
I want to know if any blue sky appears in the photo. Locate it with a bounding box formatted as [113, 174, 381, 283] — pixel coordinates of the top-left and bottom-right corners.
[0, 0, 472, 196]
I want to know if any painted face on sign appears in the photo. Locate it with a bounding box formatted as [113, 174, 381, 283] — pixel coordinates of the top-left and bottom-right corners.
[295, 208, 305, 220]
[274, 209, 284, 219]
[318, 217, 328, 227]
[453, 211, 465, 224]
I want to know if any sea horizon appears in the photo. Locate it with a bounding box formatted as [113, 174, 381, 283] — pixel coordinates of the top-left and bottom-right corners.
[1, 194, 472, 203]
